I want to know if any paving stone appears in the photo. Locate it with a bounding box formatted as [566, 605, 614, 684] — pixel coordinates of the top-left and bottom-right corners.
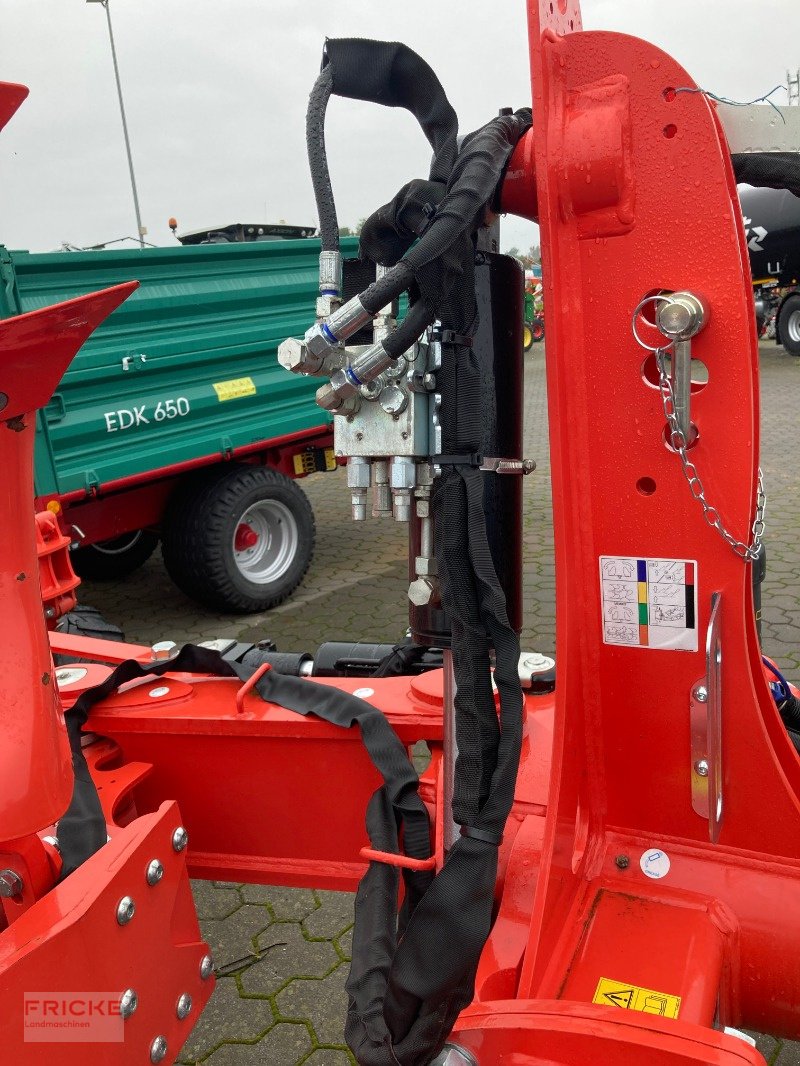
[303, 1050, 356, 1066]
[335, 927, 353, 962]
[265, 887, 319, 921]
[192, 880, 243, 921]
[303, 891, 355, 939]
[201, 906, 274, 972]
[177, 976, 272, 1062]
[277, 964, 349, 1044]
[775, 1040, 800, 1065]
[240, 922, 340, 996]
[201, 1022, 312, 1064]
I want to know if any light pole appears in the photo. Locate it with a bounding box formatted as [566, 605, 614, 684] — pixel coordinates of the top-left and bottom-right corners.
[87, 0, 146, 248]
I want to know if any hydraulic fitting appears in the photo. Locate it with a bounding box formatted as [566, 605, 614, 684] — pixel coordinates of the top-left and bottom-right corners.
[325, 295, 374, 342]
[316, 341, 393, 411]
[318, 250, 343, 297]
[372, 460, 392, 518]
[347, 457, 371, 521]
[391, 456, 416, 522]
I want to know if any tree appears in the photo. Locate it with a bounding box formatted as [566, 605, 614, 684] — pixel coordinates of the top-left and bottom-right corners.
[338, 218, 367, 238]
[504, 243, 541, 270]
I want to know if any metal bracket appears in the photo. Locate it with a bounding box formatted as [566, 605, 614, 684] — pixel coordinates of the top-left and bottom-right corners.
[717, 102, 800, 155]
[690, 592, 723, 842]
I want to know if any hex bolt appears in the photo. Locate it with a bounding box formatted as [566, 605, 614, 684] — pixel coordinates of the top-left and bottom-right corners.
[0, 870, 24, 899]
[151, 640, 177, 662]
[175, 993, 193, 1020]
[172, 826, 188, 853]
[119, 988, 138, 1020]
[695, 759, 709, 777]
[199, 954, 214, 980]
[146, 859, 164, 886]
[116, 895, 136, 925]
[694, 684, 708, 703]
[149, 1035, 168, 1064]
[614, 855, 630, 870]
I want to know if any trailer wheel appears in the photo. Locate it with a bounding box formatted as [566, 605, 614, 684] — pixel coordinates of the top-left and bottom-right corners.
[778, 294, 800, 357]
[162, 465, 315, 613]
[71, 530, 159, 580]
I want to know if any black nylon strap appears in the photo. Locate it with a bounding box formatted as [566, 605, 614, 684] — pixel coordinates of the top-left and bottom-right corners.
[433, 452, 482, 467]
[59, 648, 434, 896]
[438, 330, 473, 347]
[459, 825, 503, 846]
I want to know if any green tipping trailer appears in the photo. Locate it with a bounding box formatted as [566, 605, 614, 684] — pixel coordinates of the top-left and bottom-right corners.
[0, 236, 359, 612]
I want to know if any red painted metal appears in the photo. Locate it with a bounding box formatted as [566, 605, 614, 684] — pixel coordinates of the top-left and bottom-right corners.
[0, 285, 136, 847]
[35, 510, 80, 624]
[0, 802, 213, 1065]
[4, 6, 800, 1063]
[234, 522, 259, 553]
[0, 81, 28, 132]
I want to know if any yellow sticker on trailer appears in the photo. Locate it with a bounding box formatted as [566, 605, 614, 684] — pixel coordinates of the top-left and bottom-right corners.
[213, 377, 256, 402]
[593, 977, 681, 1019]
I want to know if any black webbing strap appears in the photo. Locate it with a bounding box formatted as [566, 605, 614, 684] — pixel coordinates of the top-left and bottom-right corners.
[59, 647, 433, 906]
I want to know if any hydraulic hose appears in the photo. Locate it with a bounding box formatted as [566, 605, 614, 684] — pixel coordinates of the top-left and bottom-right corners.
[306, 65, 338, 252]
[382, 298, 434, 359]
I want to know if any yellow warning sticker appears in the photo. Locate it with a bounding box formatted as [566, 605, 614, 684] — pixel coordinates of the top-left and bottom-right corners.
[593, 977, 681, 1019]
[213, 377, 256, 402]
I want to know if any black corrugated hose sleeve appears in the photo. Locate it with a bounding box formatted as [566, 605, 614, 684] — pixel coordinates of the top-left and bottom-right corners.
[382, 298, 434, 360]
[324, 38, 459, 186]
[732, 153, 800, 199]
[307, 66, 339, 252]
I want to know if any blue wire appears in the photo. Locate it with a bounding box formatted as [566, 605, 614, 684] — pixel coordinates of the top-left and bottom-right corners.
[673, 84, 787, 123]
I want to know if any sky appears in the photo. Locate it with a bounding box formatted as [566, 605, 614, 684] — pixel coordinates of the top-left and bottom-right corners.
[1, 0, 799, 255]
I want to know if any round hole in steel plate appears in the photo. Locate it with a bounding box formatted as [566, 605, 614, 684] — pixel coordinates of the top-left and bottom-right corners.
[637, 477, 657, 496]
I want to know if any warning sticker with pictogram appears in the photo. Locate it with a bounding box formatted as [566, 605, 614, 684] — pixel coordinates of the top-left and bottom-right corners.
[593, 977, 681, 1019]
[599, 556, 698, 652]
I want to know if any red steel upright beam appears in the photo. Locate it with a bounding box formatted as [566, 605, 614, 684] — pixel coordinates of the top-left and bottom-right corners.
[451, 1, 800, 1062]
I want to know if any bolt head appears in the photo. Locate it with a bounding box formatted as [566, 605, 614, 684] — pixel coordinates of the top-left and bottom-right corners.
[614, 854, 630, 870]
[149, 1035, 168, 1064]
[408, 576, 439, 607]
[119, 988, 138, 1019]
[172, 827, 188, 853]
[146, 859, 164, 886]
[116, 895, 136, 925]
[695, 759, 709, 777]
[0, 870, 23, 899]
[151, 640, 177, 662]
[694, 684, 708, 703]
[176, 993, 193, 1020]
[199, 954, 214, 980]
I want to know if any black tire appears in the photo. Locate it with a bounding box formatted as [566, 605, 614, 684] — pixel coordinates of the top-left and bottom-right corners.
[778, 294, 800, 356]
[71, 530, 159, 580]
[532, 319, 545, 343]
[161, 464, 315, 613]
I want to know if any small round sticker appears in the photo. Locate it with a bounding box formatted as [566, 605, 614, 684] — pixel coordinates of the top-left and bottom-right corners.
[353, 687, 374, 700]
[640, 848, 670, 879]
[55, 667, 88, 687]
[148, 686, 170, 698]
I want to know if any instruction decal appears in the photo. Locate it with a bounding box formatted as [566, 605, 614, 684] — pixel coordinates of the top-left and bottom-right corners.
[213, 377, 256, 402]
[593, 977, 681, 1019]
[599, 556, 697, 652]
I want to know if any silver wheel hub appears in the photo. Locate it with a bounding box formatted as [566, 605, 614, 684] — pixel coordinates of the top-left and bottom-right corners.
[232, 501, 298, 584]
[787, 308, 800, 345]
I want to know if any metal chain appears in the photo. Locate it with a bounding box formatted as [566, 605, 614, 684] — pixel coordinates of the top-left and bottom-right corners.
[655, 346, 766, 562]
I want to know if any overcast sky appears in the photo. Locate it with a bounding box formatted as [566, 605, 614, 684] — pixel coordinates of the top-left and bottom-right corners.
[1, 0, 798, 255]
